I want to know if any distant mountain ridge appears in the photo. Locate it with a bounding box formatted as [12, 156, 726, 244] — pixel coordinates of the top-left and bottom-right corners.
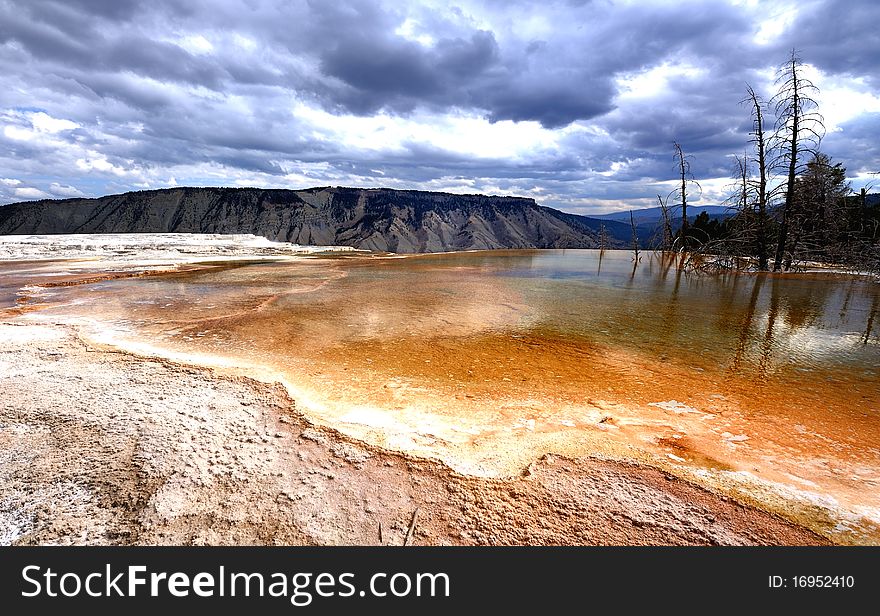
[591, 205, 731, 226]
[0, 186, 631, 253]
[590, 204, 734, 247]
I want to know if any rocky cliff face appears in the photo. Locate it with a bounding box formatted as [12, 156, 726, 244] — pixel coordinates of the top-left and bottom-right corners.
[0, 186, 613, 253]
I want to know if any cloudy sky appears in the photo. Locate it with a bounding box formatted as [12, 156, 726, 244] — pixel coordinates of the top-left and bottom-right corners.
[1, 0, 879, 214]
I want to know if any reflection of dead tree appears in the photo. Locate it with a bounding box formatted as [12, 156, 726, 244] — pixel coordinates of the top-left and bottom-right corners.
[629, 211, 640, 279]
[730, 275, 764, 374]
[661, 257, 686, 339]
[657, 250, 677, 284]
[758, 277, 782, 378]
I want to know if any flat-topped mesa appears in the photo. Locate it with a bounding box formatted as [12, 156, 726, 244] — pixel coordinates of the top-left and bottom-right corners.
[0, 186, 614, 253]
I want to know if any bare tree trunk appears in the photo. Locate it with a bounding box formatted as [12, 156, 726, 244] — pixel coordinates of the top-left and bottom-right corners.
[630, 210, 640, 262]
[747, 85, 770, 271]
[784, 228, 801, 271]
[674, 142, 688, 242]
[657, 194, 672, 251]
[774, 73, 798, 272]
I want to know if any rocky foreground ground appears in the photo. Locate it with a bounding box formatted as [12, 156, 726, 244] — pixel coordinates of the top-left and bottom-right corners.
[0, 321, 826, 546]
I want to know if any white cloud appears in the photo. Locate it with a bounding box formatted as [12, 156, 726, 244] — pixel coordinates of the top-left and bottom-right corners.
[31, 112, 79, 133]
[394, 18, 435, 47]
[616, 63, 707, 100]
[1, 178, 22, 187]
[13, 187, 50, 199]
[802, 66, 880, 132]
[232, 33, 257, 52]
[598, 161, 629, 177]
[292, 103, 563, 160]
[4, 125, 32, 141]
[49, 183, 85, 197]
[177, 34, 214, 55]
[753, 2, 800, 45]
[75, 153, 131, 177]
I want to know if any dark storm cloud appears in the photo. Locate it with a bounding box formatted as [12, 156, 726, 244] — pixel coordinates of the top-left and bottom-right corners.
[0, 0, 879, 210]
[784, 1, 880, 85]
[38, 0, 148, 21]
[0, 7, 228, 89]
[319, 30, 500, 113]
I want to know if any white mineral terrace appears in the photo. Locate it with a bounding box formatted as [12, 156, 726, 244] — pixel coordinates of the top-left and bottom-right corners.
[0, 233, 359, 265]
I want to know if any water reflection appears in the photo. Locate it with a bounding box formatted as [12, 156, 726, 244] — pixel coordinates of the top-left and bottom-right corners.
[731, 274, 764, 375]
[484, 250, 878, 377]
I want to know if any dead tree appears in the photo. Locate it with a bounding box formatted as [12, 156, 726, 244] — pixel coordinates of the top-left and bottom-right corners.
[771, 50, 824, 271]
[746, 84, 772, 270]
[725, 153, 757, 262]
[734, 153, 750, 213]
[629, 210, 640, 262]
[598, 223, 609, 251]
[684, 155, 750, 273]
[671, 141, 701, 251]
[657, 194, 674, 251]
[674, 141, 689, 239]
